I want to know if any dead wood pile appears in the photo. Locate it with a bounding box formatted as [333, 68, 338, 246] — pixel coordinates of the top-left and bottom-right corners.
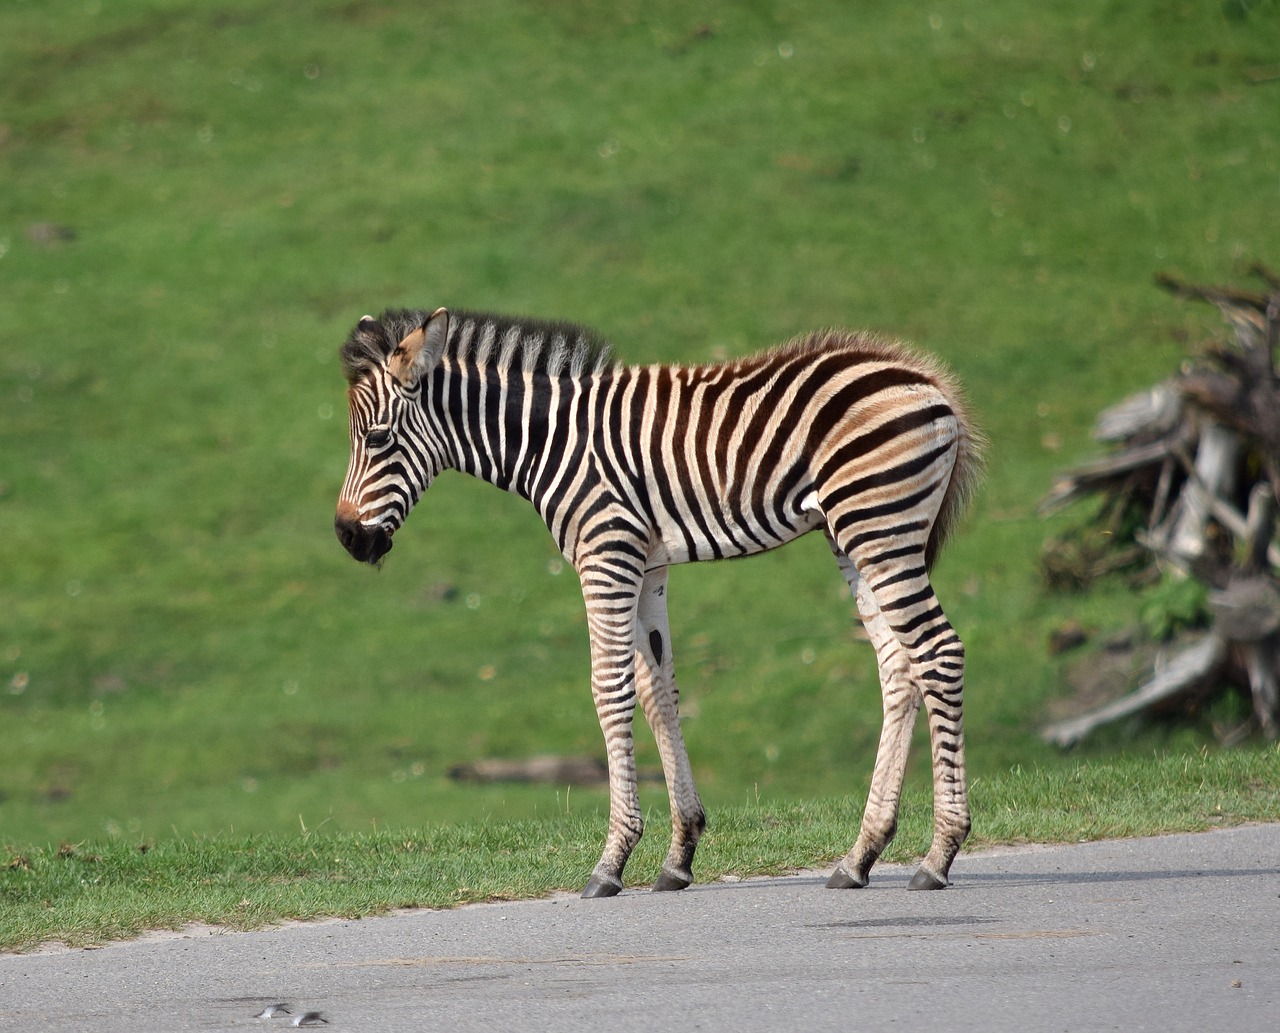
[1041, 266, 1280, 747]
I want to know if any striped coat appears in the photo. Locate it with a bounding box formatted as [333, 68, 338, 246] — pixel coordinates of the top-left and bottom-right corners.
[336, 307, 983, 896]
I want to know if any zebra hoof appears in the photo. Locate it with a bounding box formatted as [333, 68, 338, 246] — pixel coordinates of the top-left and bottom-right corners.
[652, 870, 692, 892]
[580, 875, 623, 899]
[907, 868, 947, 891]
[825, 866, 868, 889]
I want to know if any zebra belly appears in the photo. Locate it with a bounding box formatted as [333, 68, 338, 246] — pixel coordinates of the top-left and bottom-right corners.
[650, 495, 824, 565]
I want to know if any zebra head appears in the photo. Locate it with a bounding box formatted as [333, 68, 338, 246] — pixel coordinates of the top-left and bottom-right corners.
[334, 308, 450, 565]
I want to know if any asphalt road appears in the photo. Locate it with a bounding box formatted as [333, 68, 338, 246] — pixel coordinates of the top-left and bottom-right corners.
[2, 824, 1277, 1032]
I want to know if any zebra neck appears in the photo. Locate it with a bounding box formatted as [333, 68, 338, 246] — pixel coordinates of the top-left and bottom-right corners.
[432, 361, 592, 503]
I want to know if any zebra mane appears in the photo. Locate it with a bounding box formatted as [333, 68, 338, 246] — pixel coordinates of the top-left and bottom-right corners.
[340, 308, 618, 385]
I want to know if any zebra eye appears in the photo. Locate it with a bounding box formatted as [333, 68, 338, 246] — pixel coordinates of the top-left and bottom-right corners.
[365, 426, 393, 449]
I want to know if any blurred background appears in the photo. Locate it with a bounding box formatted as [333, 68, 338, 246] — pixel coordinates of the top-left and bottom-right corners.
[2, 0, 1277, 847]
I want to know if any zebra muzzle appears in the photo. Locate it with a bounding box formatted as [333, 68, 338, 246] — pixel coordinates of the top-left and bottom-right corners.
[334, 510, 394, 565]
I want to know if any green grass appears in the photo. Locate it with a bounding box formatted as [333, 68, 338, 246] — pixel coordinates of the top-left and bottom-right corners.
[3, 746, 1276, 953]
[2, 0, 1278, 912]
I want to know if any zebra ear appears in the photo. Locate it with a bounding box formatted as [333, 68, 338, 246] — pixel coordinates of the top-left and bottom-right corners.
[422, 307, 450, 365]
[389, 308, 449, 387]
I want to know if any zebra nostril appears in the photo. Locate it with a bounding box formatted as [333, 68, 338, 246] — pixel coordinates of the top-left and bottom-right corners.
[334, 513, 361, 553]
[334, 512, 393, 565]
[335, 501, 362, 549]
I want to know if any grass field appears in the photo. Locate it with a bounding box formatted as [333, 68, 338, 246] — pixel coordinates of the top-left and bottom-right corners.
[2, 0, 1278, 892]
[3, 747, 1276, 952]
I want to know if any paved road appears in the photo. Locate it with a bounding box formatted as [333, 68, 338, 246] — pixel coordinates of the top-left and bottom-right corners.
[2, 824, 1277, 1032]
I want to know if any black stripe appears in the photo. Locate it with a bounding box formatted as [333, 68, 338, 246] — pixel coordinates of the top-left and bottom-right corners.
[607, 371, 659, 530]
[835, 514, 928, 547]
[822, 438, 954, 515]
[687, 377, 741, 552]
[845, 478, 941, 528]
[530, 377, 580, 510]
[880, 584, 937, 613]
[482, 362, 506, 487]
[807, 365, 934, 442]
[862, 543, 922, 568]
[818, 404, 954, 486]
[904, 619, 951, 651]
[771, 460, 810, 526]
[872, 565, 927, 593]
[891, 603, 944, 637]
[728, 351, 834, 492]
[642, 369, 701, 561]
[668, 370, 723, 559]
[461, 358, 492, 482]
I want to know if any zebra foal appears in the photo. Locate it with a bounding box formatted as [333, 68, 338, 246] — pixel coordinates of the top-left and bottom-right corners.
[335, 307, 984, 896]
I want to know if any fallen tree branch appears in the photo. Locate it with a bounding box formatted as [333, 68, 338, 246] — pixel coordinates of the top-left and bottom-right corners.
[1042, 633, 1228, 748]
[1039, 432, 1190, 515]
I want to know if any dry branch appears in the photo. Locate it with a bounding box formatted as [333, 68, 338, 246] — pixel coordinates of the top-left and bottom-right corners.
[1042, 633, 1228, 748]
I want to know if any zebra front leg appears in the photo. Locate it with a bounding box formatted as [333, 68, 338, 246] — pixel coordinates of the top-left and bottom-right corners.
[634, 567, 705, 891]
[579, 564, 645, 899]
[827, 577, 920, 889]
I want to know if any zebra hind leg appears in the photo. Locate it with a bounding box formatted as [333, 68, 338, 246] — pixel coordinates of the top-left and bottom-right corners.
[847, 552, 970, 891]
[907, 586, 969, 890]
[634, 567, 706, 891]
[826, 569, 921, 889]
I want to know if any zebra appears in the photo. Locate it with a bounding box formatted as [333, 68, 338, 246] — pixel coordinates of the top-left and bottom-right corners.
[335, 306, 984, 897]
